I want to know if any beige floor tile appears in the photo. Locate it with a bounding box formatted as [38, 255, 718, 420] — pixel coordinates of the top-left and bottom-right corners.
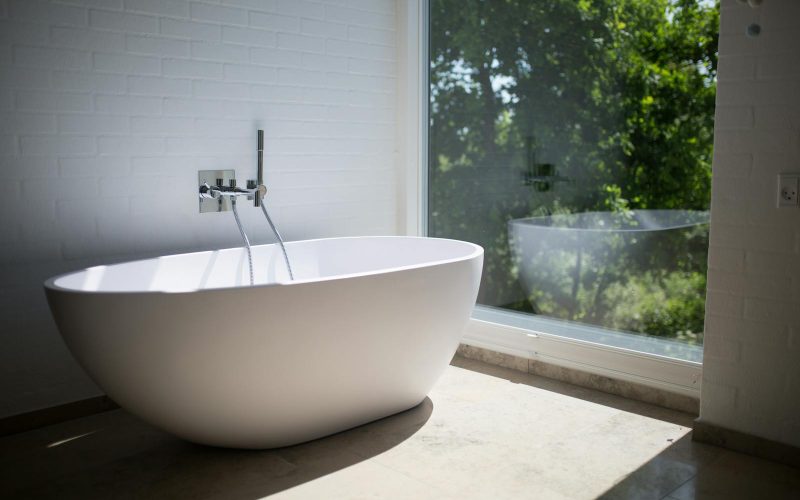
[371, 367, 690, 500]
[599, 454, 698, 500]
[269, 460, 455, 500]
[666, 450, 800, 500]
[1, 359, 795, 500]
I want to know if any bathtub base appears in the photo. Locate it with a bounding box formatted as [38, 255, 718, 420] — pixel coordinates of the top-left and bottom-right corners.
[178, 397, 428, 450]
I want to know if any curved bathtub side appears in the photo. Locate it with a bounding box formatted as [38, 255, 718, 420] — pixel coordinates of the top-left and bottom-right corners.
[45, 252, 483, 449]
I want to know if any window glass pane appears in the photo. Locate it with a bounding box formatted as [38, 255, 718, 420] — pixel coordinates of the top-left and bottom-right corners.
[428, 0, 718, 356]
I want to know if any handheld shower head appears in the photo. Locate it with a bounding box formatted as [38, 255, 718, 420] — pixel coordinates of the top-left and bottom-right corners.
[255, 129, 264, 207]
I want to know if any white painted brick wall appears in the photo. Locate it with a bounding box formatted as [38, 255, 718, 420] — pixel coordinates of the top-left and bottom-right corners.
[0, 0, 398, 417]
[701, 0, 800, 447]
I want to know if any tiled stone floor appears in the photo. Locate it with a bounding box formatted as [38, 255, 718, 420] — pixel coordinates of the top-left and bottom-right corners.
[1, 357, 798, 499]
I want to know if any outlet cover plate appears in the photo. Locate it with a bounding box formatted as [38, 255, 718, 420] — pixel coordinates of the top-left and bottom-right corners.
[777, 173, 800, 208]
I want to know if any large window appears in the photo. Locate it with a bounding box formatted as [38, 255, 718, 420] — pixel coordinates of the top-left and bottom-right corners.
[428, 0, 718, 361]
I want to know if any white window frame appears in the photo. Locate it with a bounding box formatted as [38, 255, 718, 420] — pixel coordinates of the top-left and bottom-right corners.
[397, 0, 701, 399]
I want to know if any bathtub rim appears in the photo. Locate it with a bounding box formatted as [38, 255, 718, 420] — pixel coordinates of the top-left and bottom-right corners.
[43, 235, 484, 295]
[509, 209, 710, 234]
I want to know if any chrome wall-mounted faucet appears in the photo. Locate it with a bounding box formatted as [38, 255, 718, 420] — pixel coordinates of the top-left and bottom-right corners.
[198, 177, 266, 202]
[196, 130, 294, 282]
[197, 130, 268, 213]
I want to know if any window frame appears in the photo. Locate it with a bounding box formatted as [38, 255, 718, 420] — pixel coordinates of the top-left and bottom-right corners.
[402, 0, 702, 398]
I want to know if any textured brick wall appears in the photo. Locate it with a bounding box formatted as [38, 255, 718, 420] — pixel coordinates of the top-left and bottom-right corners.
[0, 0, 398, 416]
[701, 0, 800, 447]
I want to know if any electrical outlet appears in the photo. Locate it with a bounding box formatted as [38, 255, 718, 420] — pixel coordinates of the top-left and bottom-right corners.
[777, 174, 800, 207]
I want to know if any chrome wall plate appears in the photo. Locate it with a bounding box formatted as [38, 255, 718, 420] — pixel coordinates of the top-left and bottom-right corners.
[198, 169, 235, 213]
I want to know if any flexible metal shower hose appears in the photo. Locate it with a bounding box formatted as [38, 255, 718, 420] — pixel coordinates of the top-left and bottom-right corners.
[261, 203, 295, 281]
[231, 198, 254, 286]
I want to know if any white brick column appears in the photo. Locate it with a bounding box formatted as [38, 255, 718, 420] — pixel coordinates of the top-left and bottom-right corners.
[700, 0, 800, 448]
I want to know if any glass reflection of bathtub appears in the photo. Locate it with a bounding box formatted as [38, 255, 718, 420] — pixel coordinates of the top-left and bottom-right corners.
[508, 210, 710, 336]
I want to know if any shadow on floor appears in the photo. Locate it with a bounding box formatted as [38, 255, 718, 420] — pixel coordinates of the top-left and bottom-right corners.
[450, 356, 696, 427]
[0, 398, 433, 499]
[597, 432, 800, 499]
[598, 433, 718, 499]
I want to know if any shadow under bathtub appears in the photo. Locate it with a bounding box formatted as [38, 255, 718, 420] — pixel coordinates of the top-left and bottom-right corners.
[0, 398, 434, 499]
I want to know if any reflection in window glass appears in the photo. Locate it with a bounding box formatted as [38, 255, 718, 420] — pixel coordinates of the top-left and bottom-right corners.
[428, 0, 718, 348]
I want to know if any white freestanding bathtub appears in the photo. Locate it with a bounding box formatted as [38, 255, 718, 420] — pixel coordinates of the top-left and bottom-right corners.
[45, 236, 483, 449]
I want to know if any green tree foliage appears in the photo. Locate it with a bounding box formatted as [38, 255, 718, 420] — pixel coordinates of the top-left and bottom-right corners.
[428, 0, 718, 342]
